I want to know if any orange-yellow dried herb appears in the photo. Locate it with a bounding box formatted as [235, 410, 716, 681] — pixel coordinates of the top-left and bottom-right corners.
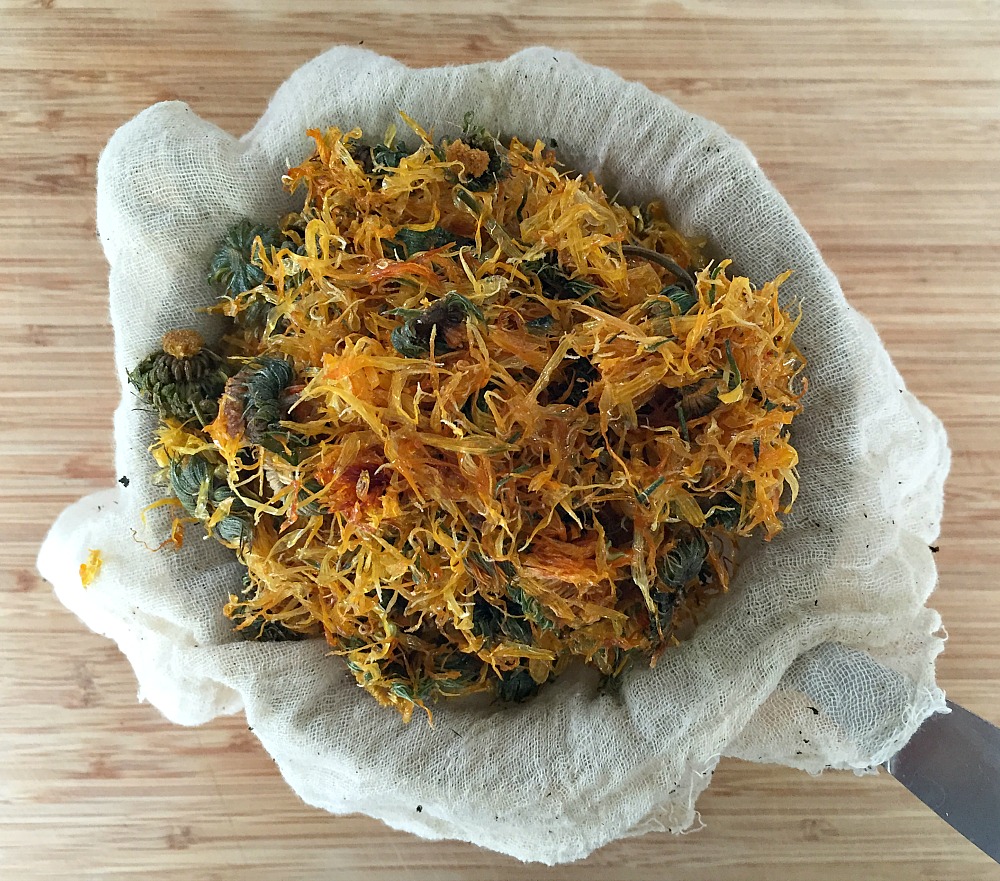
[162, 329, 206, 360]
[132, 114, 806, 721]
[80, 549, 103, 587]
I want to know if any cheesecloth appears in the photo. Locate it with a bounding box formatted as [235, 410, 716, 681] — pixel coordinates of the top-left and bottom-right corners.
[37, 46, 949, 864]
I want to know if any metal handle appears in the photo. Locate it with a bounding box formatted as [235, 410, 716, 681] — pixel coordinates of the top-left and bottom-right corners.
[887, 699, 1000, 863]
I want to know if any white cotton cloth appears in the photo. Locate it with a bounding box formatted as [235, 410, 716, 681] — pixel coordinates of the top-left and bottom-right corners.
[38, 46, 949, 865]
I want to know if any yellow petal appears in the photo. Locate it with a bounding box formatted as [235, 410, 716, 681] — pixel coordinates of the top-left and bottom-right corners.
[79, 549, 103, 587]
[718, 383, 744, 405]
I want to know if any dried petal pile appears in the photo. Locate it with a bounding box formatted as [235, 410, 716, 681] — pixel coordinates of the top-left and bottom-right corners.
[131, 114, 806, 721]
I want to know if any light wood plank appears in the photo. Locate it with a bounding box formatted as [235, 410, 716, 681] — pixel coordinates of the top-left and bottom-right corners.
[2, 2, 998, 878]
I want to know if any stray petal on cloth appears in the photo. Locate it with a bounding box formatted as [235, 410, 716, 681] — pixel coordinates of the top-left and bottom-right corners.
[37, 46, 948, 865]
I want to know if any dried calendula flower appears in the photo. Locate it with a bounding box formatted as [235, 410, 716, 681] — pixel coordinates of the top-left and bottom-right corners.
[387, 292, 484, 358]
[132, 113, 806, 722]
[445, 138, 491, 181]
[79, 549, 103, 587]
[207, 219, 286, 299]
[217, 356, 297, 444]
[225, 574, 311, 642]
[168, 455, 253, 549]
[442, 110, 509, 191]
[128, 329, 231, 426]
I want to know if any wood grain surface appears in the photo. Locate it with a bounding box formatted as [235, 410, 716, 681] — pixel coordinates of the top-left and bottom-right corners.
[3, 1, 999, 878]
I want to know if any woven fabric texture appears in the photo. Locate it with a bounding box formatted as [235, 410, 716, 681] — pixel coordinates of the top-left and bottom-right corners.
[38, 47, 949, 864]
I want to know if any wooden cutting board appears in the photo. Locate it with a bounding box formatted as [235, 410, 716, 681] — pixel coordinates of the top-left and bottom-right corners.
[3, 2, 998, 879]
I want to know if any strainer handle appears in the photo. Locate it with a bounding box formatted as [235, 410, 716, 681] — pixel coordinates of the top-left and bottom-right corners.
[886, 700, 1000, 863]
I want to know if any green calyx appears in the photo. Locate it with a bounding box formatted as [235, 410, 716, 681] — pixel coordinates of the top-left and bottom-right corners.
[388, 292, 483, 359]
[208, 219, 286, 299]
[128, 332, 230, 426]
[168, 455, 253, 549]
[222, 356, 297, 444]
[522, 253, 596, 301]
[650, 530, 709, 632]
[383, 225, 471, 260]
